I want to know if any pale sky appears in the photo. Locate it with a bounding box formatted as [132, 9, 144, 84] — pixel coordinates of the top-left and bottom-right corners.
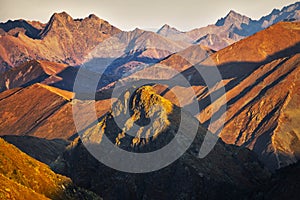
[0, 0, 298, 31]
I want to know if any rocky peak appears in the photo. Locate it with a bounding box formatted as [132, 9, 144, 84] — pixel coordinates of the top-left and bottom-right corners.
[159, 24, 172, 30]
[157, 24, 171, 32]
[216, 10, 251, 27]
[40, 11, 120, 38]
[114, 86, 173, 124]
[283, 1, 300, 12]
[39, 12, 74, 37]
[227, 10, 241, 17]
[270, 8, 280, 15]
[82, 85, 175, 149]
[259, 2, 300, 28]
[51, 11, 73, 21]
[132, 27, 145, 34]
[157, 24, 181, 36]
[88, 14, 99, 19]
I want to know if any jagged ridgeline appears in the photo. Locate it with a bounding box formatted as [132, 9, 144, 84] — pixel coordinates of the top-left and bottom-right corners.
[82, 85, 180, 152]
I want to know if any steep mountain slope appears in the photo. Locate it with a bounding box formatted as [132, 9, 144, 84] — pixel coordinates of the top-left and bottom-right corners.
[158, 2, 300, 50]
[0, 60, 68, 92]
[216, 54, 300, 171]
[0, 138, 101, 200]
[164, 21, 300, 170]
[0, 12, 121, 73]
[0, 174, 49, 200]
[1, 135, 69, 165]
[0, 83, 73, 138]
[0, 83, 113, 139]
[53, 85, 269, 200]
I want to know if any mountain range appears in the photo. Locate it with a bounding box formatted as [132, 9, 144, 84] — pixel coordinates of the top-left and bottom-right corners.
[157, 2, 300, 50]
[0, 1, 300, 200]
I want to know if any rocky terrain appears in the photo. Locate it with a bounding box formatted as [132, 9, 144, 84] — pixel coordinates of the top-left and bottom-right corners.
[0, 2, 300, 199]
[0, 12, 121, 72]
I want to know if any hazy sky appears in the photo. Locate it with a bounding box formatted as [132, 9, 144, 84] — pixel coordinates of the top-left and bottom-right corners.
[0, 0, 297, 31]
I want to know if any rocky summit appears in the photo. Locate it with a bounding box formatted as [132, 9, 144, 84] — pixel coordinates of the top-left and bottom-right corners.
[53, 85, 270, 199]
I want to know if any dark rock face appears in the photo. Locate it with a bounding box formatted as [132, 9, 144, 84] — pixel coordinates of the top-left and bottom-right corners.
[55, 139, 270, 200]
[250, 161, 300, 200]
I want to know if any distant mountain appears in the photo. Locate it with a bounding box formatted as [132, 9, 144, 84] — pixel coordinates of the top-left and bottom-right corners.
[157, 24, 181, 36]
[0, 27, 190, 92]
[160, 44, 215, 71]
[0, 19, 43, 38]
[0, 12, 121, 73]
[0, 13, 189, 89]
[156, 24, 194, 43]
[115, 44, 215, 85]
[158, 2, 300, 50]
[83, 27, 189, 87]
[259, 2, 300, 28]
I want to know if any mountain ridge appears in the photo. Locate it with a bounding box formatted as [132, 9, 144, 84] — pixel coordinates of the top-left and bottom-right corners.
[157, 2, 300, 50]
